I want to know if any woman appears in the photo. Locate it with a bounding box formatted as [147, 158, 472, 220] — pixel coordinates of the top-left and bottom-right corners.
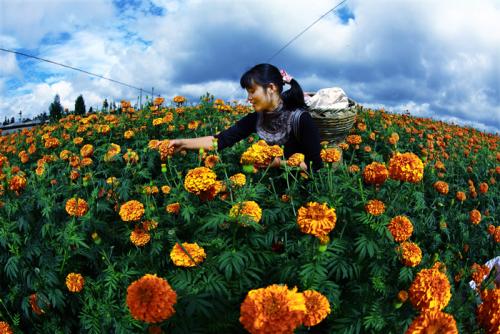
[167, 63, 323, 172]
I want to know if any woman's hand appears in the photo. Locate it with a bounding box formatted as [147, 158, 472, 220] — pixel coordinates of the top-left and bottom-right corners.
[167, 139, 185, 154]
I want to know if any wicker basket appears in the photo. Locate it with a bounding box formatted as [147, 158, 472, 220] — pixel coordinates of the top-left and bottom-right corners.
[312, 111, 357, 143]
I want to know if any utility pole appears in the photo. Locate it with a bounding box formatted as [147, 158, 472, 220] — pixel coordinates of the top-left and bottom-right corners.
[18, 110, 22, 122]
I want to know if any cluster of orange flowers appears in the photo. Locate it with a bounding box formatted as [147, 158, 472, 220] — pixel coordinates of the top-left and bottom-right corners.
[365, 199, 385, 216]
[405, 310, 458, 334]
[126, 274, 177, 323]
[320, 147, 342, 163]
[388, 152, 424, 183]
[397, 241, 422, 267]
[296, 202, 336, 239]
[183, 166, 223, 200]
[65, 197, 89, 217]
[229, 201, 262, 226]
[170, 242, 206, 267]
[471, 263, 491, 288]
[469, 209, 482, 225]
[104, 143, 121, 162]
[66, 273, 84, 292]
[387, 215, 414, 242]
[476, 288, 500, 333]
[8, 174, 27, 195]
[362, 162, 389, 185]
[240, 140, 283, 167]
[433, 181, 449, 195]
[239, 284, 330, 334]
[130, 225, 151, 247]
[0, 321, 13, 334]
[119, 200, 145, 222]
[148, 139, 175, 161]
[287, 153, 304, 167]
[229, 173, 246, 187]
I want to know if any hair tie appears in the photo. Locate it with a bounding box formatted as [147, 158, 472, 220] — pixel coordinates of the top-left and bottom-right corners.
[280, 69, 293, 84]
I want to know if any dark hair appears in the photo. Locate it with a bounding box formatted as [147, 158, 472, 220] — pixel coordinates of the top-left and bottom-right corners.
[240, 63, 306, 110]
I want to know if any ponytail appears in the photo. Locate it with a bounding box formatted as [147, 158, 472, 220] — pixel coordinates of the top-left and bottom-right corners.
[281, 78, 307, 111]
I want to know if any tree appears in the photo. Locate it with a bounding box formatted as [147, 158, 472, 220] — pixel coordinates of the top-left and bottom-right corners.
[88, 107, 93, 114]
[49, 94, 64, 122]
[10, 117, 15, 124]
[75, 95, 86, 115]
[103, 98, 109, 111]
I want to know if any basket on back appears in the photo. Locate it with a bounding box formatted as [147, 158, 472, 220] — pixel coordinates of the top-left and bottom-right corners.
[305, 88, 358, 144]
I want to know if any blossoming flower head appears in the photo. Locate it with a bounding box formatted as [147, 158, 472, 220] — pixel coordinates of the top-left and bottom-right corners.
[65, 198, 89, 217]
[229, 201, 262, 225]
[476, 288, 500, 333]
[126, 274, 177, 323]
[297, 202, 336, 238]
[398, 241, 422, 267]
[388, 152, 424, 183]
[302, 290, 331, 326]
[433, 181, 449, 195]
[170, 242, 206, 267]
[470, 209, 481, 225]
[119, 200, 145, 222]
[80, 144, 94, 158]
[365, 199, 385, 216]
[321, 147, 342, 163]
[66, 273, 84, 292]
[287, 153, 305, 167]
[130, 226, 151, 247]
[409, 266, 451, 311]
[240, 284, 306, 334]
[363, 162, 389, 185]
[388, 215, 414, 242]
[405, 310, 458, 334]
[0, 321, 13, 334]
[184, 167, 217, 195]
[229, 173, 246, 187]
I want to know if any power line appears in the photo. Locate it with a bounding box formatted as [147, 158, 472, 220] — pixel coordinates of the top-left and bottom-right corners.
[267, 0, 348, 62]
[0, 47, 156, 97]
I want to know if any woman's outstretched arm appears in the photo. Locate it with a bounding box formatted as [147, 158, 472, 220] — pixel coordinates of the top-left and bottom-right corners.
[168, 136, 216, 153]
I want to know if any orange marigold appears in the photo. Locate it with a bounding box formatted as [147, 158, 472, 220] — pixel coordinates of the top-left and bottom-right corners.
[477, 288, 500, 334]
[495, 227, 500, 243]
[388, 152, 424, 183]
[8, 175, 27, 194]
[184, 167, 217, 195]
[29, 293, 45, 315]
[320, 147, 342, 163]
[471, 263, 491, 287]
[405, 310, 458, 334]
[363, 162, 389, 185]
[130, 226, 151, 247]
[302, 290, 331, 326]
[479, 182, 489, 194]
[229, 173, 246, 187]
[365, 199, 385, 216]
[161, 185, 171, 194]
[80, 144, 94, 158]
[409, 267, 451, 311]
[398, 290, 409, 303]
[123, 149, 139, 164]
[65, 198, 89, 217]
[455, 191, 466, 202]
[240, 140, 283, 167]
[398, 241, 422, 267]
[204, 154, 219, 168]
[119, 200, 145, 222]
[229, 201, 262, 225]
[166, 203, 180, 214]
[66, 273, 84, 292]
[470, 209, 482, 225]
[388, 215, 414, 242]
[170, 242, 206, 267]
[104, 143, 121, 162]
[126, 274, 177, 323]
[296, 202, 336, 238]
[0, 321, 13, 334]
[240, 284, 306, 334]
[346, 134, 362, 145]
[287, 153, 304, 167]
[433, 181, 449, 195]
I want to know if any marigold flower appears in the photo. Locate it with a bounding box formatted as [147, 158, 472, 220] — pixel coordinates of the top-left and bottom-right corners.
[297, 202, 336, 238]
[170, 242, 206, 267]
[388, 215, 414, 242]
[142, 220, 158, 231]
[229, 173, 246, 187]
[173, 95, 186, 104]
[229, 201, 262, 225]
[348, 164, 360, 173]
[471, 263, 491, 287]
[240, 284, 306, 334]
[487, 224, 496, 235]
[455, 191, 466, 202]
[65, 197, 89, 217]
[184, 167, 217, 195]
[302, 290, 331, 326]
[240, 140, 283, 167]
[130, 226, 151, 247]
[470, 209, 482, 225]
[405, 310, 458, 334]
[123, 149, 139, 164]
[66, 273, 84, 292]
[433, 181, 449, 195]
[388, 132, 399, 145]
[204, 154, 219, 168]
[287, 153, 305, 167]
[320, 147, 342, 163]
[80, 144, 94, 158]
[143, 185, 159, 195]
[398, 241, 422, 267]
[363, 162, 389, 185]
[477, 288, 500, 333]
[126, 274, 177, 323]
[398, 290, 408, 303]
[161, 185, 171, 194]
[495, 227, 500, 243]
[104, 143, 121, 162]
[8, 175, 27, 194]
[0, 321, 13, 334]
[162, 202, 179, 215]
[346, 134, 362, 145]
[124, 130, 135, 139]
[479, 182, 489, 194]
[30, 293, 45, 315]
[388, 152, 424, 183]
[157, 140, 175, 160]
[119, 200, 145, 222]
[365, 199, 385, 216]
[409, 267, 451, 311]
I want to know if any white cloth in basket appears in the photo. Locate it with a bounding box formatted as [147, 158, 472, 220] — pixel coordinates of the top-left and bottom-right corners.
[305, 87, 350, 112]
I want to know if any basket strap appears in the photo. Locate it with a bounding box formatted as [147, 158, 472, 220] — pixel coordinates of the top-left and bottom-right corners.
[290, 109, 306, 141]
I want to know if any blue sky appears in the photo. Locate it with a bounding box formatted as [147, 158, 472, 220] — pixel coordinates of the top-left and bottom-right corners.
[0, 0, 499, 134]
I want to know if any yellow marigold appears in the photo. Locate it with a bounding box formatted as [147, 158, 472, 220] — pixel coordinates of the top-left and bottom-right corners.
[470, 209, 482, 225]
[104, 143, 121, 162]
[388, 152, 424, 183]
[65, 198, 89, 217]
[66, 273, 84, 292]
[143, 185, 159, 195]
[346, 134, 362, 145]
[229, 201, 262, 225]
[405, 310, 458, 334]
[106, 176, 119, 187]
[287, 153, 305, 167]
[170, 242, 206, 267]
[142, 219, 158, 231]
[126, 274, 177, 323]
[166, 202, 180, 214]
[365, 199, 385, 216]
[240, 140, 283, 167]
[130, 226, 151, 247]
[124, 130, 135, 139]
[173, 95, 186, 104]
[477, 288, 500, 333]
[398, 241, 422, 267]
[123, 149, 139, 164]
[80, 144, 94, 158]
[44, 137, 60, 149]
[184, 167, 217, 195]
[229, 173, 246, 187]
[161, 185, 171, 194]
[297, 202, 336, 238]
[320, 147, 342, 163]
[433, 181, 449, 195]
[363, 162, 389, 185]
[152, 118, 164, 126]
[240, 284, 306, 334]
[471, 263, 491, 287]
[302, 290, 331, 327]
[80, 157, 93, 167]
[18, 150, 29, 163]
[388, 215, 414, 242]
[388, 132, 400, 145]
[456, 191, 466, 202]
[204, 154, 219, 168]
[119, 200, 145, 222]
[153, 97, 165, 106]
[8, 175, 27, 194]
[0, 321, 13, 334]
[409, 267, 451, 311]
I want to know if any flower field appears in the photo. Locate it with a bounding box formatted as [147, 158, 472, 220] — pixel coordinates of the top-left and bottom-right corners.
[0, 95, 499, 333]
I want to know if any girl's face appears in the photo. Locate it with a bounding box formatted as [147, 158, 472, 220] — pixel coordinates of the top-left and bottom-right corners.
[246, 82, 279, 113]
